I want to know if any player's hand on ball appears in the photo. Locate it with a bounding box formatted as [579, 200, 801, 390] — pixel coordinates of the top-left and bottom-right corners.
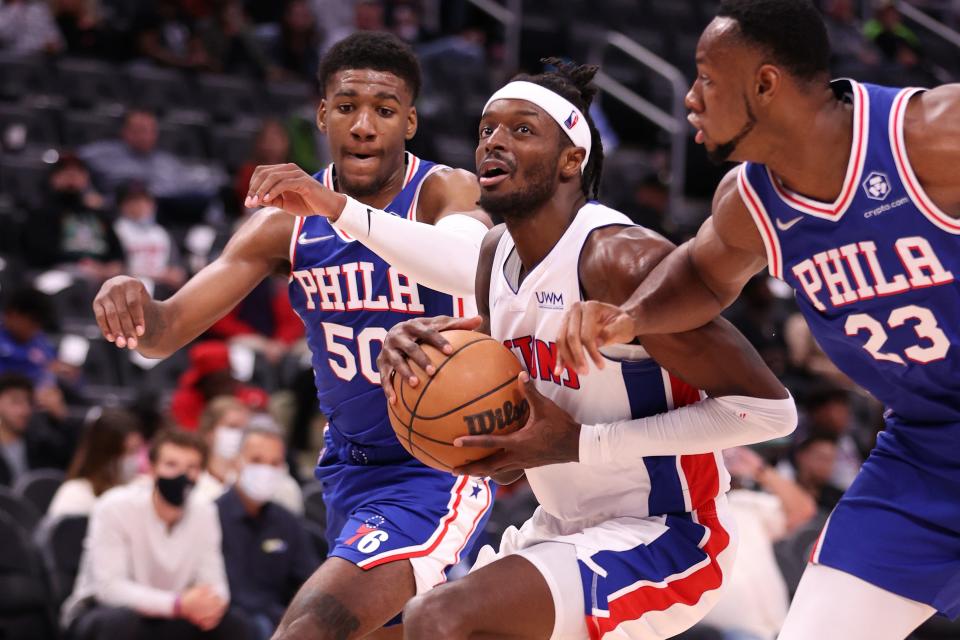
[93, 276, 150, 349]
[452, 372, 580, 476]
[377, 315, 483, 403]
[555, 300, 637, 375]
[244, 163, 345, 218]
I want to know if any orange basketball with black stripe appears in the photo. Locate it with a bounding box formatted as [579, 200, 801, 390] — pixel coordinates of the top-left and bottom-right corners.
[387, 330, 530, 472]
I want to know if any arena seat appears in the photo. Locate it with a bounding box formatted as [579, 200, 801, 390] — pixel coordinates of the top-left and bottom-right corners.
[156, 117, 210, 160]
[13, 469, 65, 516]
[302, 481, 326, 532]
[56, 57, 129, 110]
[36, 514, 88, 607]
[0, 486, 42, 535]
[61, 109, 125, 148]
[208, 123, 259, 171]
[0, 104, 61, 148]
[0, 153, 49, 211]
[0, 53, 54, 103]
[124, 64, 197, 115]
[197, 74, 262, 123]
[0, 511, 57, 640]
[266, 81, 313, 117]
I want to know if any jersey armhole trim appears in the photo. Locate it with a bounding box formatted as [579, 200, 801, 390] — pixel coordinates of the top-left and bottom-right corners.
[737, 166, 783, 280]
[288, 216, 307, 278]
[408, 163, 447, 222]
[889, 87, 960, 235]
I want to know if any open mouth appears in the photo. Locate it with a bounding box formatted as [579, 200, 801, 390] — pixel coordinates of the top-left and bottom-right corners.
[478, 158, 511, 188]
[345, 151, 378, 162]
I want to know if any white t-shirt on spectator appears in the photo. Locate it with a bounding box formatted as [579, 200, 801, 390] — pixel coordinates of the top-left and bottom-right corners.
[47, 478, 98, 519]
[700, 489, 790, 640]
[60, 482, 229, 628]
[113, 218, 175, 280]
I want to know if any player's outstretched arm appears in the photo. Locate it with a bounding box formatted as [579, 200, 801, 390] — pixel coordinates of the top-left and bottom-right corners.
[376, 225, 505, 403]
[556, 167, 768, 374]
[903, 83, 960, 217]
[247, 163, 491, 296]
[92, 208, 294, 358]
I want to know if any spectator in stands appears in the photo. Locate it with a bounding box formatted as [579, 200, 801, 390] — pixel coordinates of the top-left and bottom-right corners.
[822, 0, 881, 80]
[701, 446, 817, 640]
[169, 341, 268, 431]
[0, 287, 57, 389]
[134, 0, 212, 70]
[864, 0, 922, 67]
[785, 433, 845, 513]
[51, 0, 106, 57]
[0, 0, 64, 54]
[798, 385, 864, 490]
[354, 0, 385, 32]
[61, 428, 246, 640]
[47, 407, 144, 519]
[79, 109, 225, 220]
[194, 399, 303, 515]
[0, 373, 71, 486]
[274, 0, 321, 82]
[391, 0, 433, 45]
[216, 425, 317, 640]
[113, 180, 187, 293]
[24, 152, 124, 283]
[233, 119, 291, 209]
[198, 0, 276, 78]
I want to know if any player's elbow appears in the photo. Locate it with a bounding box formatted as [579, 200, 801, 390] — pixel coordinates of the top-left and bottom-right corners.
[764, 395, 799, 440]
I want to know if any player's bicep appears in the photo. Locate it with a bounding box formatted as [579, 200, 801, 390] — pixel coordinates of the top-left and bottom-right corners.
[164, 210, 292, 343]
[904, 84, 960, 216]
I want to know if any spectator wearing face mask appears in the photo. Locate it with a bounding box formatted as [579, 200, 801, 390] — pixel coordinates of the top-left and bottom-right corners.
[194, 399, 303, 515]
[216, 425, 318, 640]
[47, 407, 145, 519]
[61, 429, 246, 640]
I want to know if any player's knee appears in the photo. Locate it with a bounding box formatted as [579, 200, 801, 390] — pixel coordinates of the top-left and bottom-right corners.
[403, 589, 471, 640]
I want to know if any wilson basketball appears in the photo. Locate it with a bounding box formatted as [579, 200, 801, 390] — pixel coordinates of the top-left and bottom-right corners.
[387, 330, 530, 472]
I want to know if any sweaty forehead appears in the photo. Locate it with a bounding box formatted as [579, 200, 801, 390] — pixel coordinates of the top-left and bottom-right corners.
[326, 68, 411, 102]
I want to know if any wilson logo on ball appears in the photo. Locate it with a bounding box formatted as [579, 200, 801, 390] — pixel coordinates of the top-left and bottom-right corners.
[463, 398, 530, 435]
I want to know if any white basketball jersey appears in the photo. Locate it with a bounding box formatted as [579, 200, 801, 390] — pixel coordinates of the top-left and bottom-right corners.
[489, 202, 729, 522]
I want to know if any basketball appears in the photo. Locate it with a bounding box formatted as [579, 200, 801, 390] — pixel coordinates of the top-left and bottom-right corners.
[387, 330, 530, 472]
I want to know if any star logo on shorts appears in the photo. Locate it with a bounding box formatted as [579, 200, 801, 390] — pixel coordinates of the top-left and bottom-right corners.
[470, 483, 483, 498]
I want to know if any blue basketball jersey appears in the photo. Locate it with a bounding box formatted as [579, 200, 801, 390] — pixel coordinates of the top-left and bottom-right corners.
[288, 152, 468, 451]
[740, 80, 960, 432]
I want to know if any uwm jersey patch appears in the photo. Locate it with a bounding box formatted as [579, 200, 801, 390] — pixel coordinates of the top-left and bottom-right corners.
[740, 80, 960, 424]
[288, 153, 471, 449]
[489, 203, 729, 521]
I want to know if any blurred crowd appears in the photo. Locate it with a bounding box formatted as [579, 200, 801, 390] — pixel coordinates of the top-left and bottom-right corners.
[1, 0, 959, 639]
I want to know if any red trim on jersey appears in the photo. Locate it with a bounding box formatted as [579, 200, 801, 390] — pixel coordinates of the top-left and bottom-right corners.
[768, 82, 867, 220]
[738, 169, 783, 279]
[444, 478, 492, 581]
[587, 499, 730, 640]
[358, 476, 469, 569]
[890, 90, 960, 233]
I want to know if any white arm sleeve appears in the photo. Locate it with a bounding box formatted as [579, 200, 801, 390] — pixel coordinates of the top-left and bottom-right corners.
[579, 394, 797, 465]
[331, 196, 487, 296]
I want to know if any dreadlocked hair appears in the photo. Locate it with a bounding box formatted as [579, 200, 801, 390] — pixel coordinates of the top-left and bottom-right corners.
[512, 57, 604, 200]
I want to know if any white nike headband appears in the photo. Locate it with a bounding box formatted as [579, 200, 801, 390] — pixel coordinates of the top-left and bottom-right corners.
[483, 80, 592, 172]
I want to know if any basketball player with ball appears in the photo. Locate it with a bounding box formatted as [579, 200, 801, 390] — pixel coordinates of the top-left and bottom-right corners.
[377, 60, 797, 639]
[93, 33, 495, 640]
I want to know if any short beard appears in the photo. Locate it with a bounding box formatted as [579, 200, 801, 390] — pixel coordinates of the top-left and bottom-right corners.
[479, 158, 558, 220]
[707, 95, 757, 165]
[337, 173, 386, 198]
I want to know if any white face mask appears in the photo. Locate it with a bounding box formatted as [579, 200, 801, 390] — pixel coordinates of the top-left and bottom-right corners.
[237, 463, 284, 503]
[213, 427, 244, 460]
[120, 454, 140, 482]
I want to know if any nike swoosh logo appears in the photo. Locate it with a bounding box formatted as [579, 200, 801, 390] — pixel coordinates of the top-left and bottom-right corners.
[298, 232, 335, 245]
[775, 215, 803, 231]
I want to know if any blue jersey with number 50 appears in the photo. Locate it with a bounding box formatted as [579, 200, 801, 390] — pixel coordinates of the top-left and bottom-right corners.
[740, 80, 960, 437]
[288, 153, 468, 450]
